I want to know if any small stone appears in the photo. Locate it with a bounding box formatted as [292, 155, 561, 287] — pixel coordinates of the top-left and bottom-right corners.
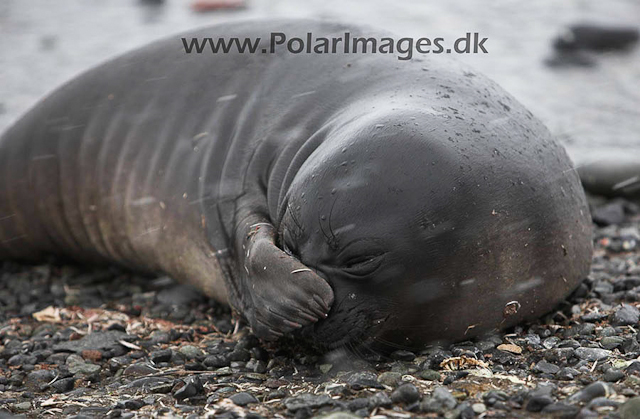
[283, 393, 333, 412]
[230, 392, 258, 406]
[150, 349, 172, 363]
[173, 376, 203, 400]
[581, 312, 608, 322]
[534, 360, 560, 375]
[603, 368, 625, 382]
[620, 397, 640, 419]
[228, 349, 251, 362]
[123, 363, 157, 377]
[556, 367, 579, 381]
[345, 371, 383, 389]
[204, 355, 229, 368]
[390, 350, 416, 361]
[611, 304, 640, 326]
[526, 395, 554, 412]
[25, 370, 55, 391]
[66, 354, 101, 375]
[592, 202, 625, 226]
[601, 336, 624, 350]
[568, 382, 612, 403]
[497, 343, 522, 354]
[390, 383, 420, 404]
[625, 361, 640, 375]
[51, 377, 75, 393]
[322, 413, 360, 419]
[378, 371, 402, 387]
[12, 401, 32, 412]
[542, 403, 579, 418]
[588, 397, 619, 409]
[369, 392, 392, 408]
[575, 347, 611, 362]
[472, 403, 486, 414]
[419, 369, 441, 381]
[178, 345, 203, 359]
[346, 398, 369, 411]
[122, 399, 145, 410]
[81, 350, 103, 363]
[432, 386, 457, 409]
[319, 364, 333, 374]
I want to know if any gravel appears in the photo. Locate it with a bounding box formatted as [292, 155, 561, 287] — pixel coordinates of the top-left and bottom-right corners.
[0, 196, 639, 417]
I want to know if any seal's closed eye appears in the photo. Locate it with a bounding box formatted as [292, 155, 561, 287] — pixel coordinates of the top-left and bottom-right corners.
[341, 253, 386, 277]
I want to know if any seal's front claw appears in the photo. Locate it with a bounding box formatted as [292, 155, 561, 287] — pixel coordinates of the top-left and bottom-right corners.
[244, 238, 334, 339]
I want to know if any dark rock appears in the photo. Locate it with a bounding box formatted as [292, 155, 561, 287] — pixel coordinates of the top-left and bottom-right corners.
[568, 382, 611, 403]
[53, 331, 130, 353]
[556, 367, 580, 381]
[587, 397, 619, 409]
[345, 371, 383, 390]
[204, 355, 229, 368]
[390, 383, 420, 404]
[534, 360, 560, 375]
[554, 24, 640, 52]
[123, 363, 157, 377]
[173, 376, 203, 401]
[228, 349, 251, 362]
[581, 312, 608, 322]
[347, 398, 369, 411]
[283, 393, 333, 412]
[230, 392, 258, 406]
[157, 284, 201, 306]
[574, 347, 611, 362]
[432, 386, 457, 409]
[592, 202, 625, 226]
[390, 350, 416, 362]
[369, 392, 392, 408]
[526, 395, 554, 412]
[620, 397, 640, 419]
[542, 402, 580, 418]
[418, 369, 441, 381]
[603, 368, 625, 382]
[50, 377, 75, 393]
[625, 361, 640, 375]
[601, 336, 624, 350]
[150, 349, 172, 364]
[611, 304, 640, 326]
[121, 399, 145, 410]
[24, 370, 55, 392]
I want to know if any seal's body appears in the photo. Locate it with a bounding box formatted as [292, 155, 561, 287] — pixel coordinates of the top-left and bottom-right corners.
[0, 20, 592, 351]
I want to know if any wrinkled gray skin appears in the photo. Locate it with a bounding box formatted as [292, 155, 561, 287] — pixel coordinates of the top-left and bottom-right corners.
[0, 20, 593, 352]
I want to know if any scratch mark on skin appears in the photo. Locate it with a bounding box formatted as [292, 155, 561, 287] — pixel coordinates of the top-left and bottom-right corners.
[188, 196, 216, 205]
[249, 222, 270, 229]
[0, 214, 16, 221]
[290, 90, 316, 99]
[144, 76, 168, 82]
[31, 154, 57, 161]
[193, 132, 209, 140]
[2, 235, 27, 244]
[216, 94, 237, 103]
[291, 268, 312, 274]
[130, 196, 158, 206]
[132, 227, 162, 240]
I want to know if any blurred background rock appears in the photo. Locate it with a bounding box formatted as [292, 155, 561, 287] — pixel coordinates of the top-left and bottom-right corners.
[1, 0, 638, 164]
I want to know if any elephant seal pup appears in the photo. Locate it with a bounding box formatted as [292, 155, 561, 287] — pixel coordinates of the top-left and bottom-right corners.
[0, 19, 593, 351]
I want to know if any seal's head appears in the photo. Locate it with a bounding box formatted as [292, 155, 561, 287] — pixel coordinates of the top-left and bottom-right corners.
[277, 108, 592, 352]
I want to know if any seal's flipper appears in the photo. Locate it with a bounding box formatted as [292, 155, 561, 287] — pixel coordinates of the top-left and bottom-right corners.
[233, 214, 334, 340]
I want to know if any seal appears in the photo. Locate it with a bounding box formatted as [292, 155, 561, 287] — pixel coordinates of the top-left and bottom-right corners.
[0, 19, 593, 351]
